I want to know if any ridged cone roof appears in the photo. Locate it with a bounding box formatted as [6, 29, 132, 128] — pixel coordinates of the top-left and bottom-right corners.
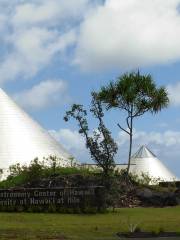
[130, 146, 177, 181]
[132, 145, 156, 158]
[0, 88, 71, 169]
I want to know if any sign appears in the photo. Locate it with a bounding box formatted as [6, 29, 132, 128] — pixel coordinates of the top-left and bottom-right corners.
[0, 186, 104, 209]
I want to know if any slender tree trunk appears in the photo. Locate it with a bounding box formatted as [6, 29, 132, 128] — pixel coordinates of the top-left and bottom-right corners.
[127, 116, 133, 174]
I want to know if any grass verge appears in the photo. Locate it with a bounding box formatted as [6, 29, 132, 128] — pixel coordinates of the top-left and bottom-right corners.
[0, 207, 180, 239]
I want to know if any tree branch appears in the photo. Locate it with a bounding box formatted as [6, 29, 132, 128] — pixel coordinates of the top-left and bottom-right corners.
[133, 108, 149, 118]
[126, 116, 131, 129]
[117, 123, 130, 135]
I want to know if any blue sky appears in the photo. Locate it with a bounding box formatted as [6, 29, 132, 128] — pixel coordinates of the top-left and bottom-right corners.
[1, 0, 180, 177]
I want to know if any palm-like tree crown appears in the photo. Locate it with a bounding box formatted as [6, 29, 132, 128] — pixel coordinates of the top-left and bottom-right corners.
[98, 71, 169, 116]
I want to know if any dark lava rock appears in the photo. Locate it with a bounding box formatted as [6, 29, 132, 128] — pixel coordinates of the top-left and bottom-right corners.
[117, 231, 180, 238]
[136, 188, 153, 198]
[136, 188, 178, 207]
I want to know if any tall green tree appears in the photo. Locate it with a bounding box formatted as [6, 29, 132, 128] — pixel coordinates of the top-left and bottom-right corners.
[97, 71, 169, 174]
[64, 93, 118, 177]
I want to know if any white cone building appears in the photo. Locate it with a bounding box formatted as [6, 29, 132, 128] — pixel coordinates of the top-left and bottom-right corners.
[0, 88, 71, 169]
[130, 146, 177, 181]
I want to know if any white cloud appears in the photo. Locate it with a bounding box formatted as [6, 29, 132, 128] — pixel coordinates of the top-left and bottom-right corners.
[0, 0, 93, 84]
[3, 0, 180, 76]
[49, 128, 85, 151]
[157, 122, 169, 128]
[13, 0, 90, 27]
[0, 27, 76, 83]
[13, 1, 61, 26]
[117, 129, 180, 148]
[0, 14, 7, 34]
[75, 0, 180, 71]
[167, 82, 180, 106]
[13, 79, 70, 110]
[49, 128, 89, 162]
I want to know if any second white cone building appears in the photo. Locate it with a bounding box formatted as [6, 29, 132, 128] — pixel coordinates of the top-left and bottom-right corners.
[130, 145, 177, 181]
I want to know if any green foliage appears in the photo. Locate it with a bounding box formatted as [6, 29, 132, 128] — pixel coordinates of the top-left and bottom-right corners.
[0, 157, 94, 189]
[98, 71, 169, 113]
[27, 158, 45, 181]
[129, 172, 160, 186]
[97, 71, 169, 173]
[126, 219, 141, 233]
[43, 155, 76, 175]
[64, 93, 118, 177]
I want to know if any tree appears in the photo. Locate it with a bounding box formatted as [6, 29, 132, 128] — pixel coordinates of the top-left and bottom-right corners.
[64, 93, 118, 177]
[97, 71, 169, 174]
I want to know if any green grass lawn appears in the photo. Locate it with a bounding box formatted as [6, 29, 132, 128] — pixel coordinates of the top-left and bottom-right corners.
[0, 207, 180, 240]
